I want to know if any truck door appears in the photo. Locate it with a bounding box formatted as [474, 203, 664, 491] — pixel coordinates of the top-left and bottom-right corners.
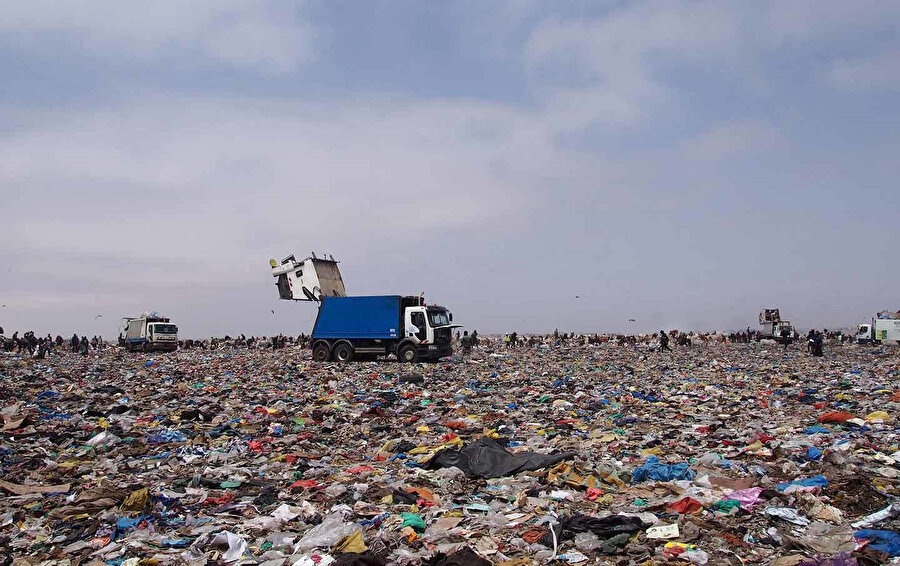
[410, 311, 427, 342]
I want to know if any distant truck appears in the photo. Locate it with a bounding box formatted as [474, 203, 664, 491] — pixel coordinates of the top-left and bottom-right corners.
[269, 253, 460, 362]
[857, 311, 900, 344]
[119, 315, 178, 352]
[759, 308, 794, 344]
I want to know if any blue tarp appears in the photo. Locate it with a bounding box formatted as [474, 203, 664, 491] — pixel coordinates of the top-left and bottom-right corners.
[777, 475, 828, 492]
[854, 529, 900, 556]
[631, 456, 696, 483]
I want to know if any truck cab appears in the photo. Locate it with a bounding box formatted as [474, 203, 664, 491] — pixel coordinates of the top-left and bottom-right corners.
[857, 323, 872, 344]
[402, 304, 456, 361]
[148, 322, 178, 349]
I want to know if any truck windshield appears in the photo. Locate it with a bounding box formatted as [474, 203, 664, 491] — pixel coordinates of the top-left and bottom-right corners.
[152, 324, 177, 334]
[428, 311, 450, 327]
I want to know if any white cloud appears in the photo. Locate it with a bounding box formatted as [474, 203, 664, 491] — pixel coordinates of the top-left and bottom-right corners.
[0, 0, 317, 73]
[763, 1, 900, 47]
[828, 48, 900, 92]
[524, 2, 740, 127]
[0, 96, 544, 262]
[680, 120, 782, 161]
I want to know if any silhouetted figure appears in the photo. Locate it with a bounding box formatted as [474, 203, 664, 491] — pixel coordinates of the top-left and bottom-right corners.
[659, 330, 670, 352]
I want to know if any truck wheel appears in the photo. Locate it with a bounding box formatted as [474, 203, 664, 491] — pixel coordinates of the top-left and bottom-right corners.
[333, 341, 354, 363]
[312, 342, 332, 362]
[143, 342, 152, 353]
[398, 344, 417, 363]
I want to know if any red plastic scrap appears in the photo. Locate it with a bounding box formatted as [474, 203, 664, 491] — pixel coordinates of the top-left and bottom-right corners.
[817, 411, 856, 423]
[586, 487, 605, 500]
[203, 492, 234, 506]
[667, 496, 703, 514]
[289, 479, 319, 490]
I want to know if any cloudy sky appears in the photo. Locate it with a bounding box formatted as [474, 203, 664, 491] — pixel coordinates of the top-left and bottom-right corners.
[1, 1, 898, 338]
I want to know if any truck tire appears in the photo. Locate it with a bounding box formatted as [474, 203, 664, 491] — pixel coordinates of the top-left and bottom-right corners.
[333, 341, 354, 363]
[398, 343, 417, 363]
[312, 342, 332, 362]
[143, 342, 152, 353]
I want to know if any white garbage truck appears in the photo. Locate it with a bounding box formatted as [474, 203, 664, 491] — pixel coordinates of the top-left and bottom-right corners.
[759, 308, 794, 344]
[119, 312, 178, 352]
[856, 311, 900, 344]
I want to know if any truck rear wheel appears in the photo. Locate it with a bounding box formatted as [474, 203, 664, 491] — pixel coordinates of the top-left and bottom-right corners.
[333, 341, 354, 363]
[312, 342, 332, 362]
[398, 344, 417, 363]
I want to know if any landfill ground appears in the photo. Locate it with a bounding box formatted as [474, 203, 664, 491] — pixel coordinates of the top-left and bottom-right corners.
[2, 339, 900, 565]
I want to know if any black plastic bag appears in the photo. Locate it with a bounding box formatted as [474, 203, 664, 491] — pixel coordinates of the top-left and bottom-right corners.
[427, 437, 574, 479]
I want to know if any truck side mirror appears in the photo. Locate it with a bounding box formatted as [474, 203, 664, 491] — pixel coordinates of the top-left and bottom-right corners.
[449, 313, 453, 322]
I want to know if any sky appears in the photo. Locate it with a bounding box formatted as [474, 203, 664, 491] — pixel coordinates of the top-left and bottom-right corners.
[1, 0, 899, 338]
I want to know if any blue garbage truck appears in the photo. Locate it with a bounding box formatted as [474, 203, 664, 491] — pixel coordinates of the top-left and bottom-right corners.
[311, 295, 460, 362]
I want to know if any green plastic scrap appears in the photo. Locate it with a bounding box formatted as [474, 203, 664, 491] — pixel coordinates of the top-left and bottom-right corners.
[400, 512, 426, 532]
[711, 499, 741, 512]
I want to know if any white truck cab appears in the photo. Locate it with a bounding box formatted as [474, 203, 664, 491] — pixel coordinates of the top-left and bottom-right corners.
[122, 315, 178, 352]
[856, 323, 871, 344]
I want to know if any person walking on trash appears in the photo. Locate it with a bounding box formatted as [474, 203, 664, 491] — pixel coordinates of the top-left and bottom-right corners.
[659, 330, 670, 352]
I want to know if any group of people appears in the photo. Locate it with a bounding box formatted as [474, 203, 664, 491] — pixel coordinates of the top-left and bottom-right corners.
[0, 323, 862, 361]
[807, 329, 825, 357]
[458, 330, 479, 356]
[178, 334, 311, 350]
[0, 329, 102, 357]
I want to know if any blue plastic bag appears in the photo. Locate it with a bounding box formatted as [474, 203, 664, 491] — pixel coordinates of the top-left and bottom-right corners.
[777, 475, 828, 492]
[632, 456, 696, 483]
[854, 529, 900, 556]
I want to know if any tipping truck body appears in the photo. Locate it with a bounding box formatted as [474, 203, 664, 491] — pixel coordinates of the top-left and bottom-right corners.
[118, 317, 138, 346]
[121, 316, 178, 352]
[310, 295, 459, 363]
[270, 254, 346, 302]
[857, 311, 900, 344]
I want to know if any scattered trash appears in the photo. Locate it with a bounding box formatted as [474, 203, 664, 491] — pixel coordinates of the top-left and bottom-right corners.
[2, 336, 899, 563]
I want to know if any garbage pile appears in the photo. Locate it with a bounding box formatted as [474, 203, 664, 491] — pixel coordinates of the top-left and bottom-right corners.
[2, 340, 900, 564]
